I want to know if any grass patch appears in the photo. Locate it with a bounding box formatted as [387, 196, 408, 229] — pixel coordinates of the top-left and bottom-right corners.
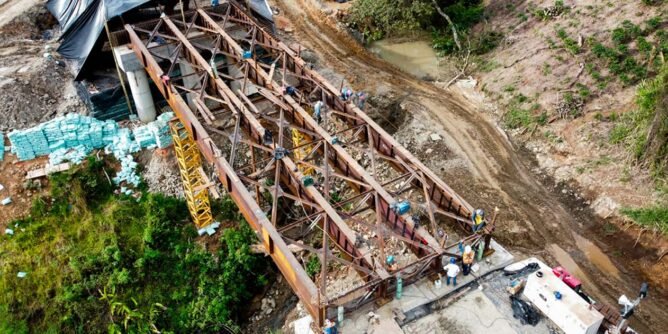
[621, 206, 668, 234]
[0, 158, 269, 333]
[608, 65, 668, 188]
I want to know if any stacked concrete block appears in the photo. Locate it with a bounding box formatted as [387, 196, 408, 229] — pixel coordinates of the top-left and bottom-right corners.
[113, 155, 142, 187]
[0, 132, 4, 161]
[7, 112, 175, 189]
[49, 146, 89, 165]
[8, 114, 122, 161]
[132, 111, 174, 150]
[154, 112, 174, 149]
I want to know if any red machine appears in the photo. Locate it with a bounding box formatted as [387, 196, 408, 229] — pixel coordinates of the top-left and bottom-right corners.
[553, 266, 583, 290]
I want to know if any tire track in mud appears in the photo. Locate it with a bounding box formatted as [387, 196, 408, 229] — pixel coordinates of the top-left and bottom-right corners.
[276, 0, 668, 332]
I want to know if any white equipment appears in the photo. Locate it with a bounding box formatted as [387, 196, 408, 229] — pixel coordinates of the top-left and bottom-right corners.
[522, 259, 604, 334]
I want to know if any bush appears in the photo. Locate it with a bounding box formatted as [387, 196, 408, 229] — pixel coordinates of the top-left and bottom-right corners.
[347, 0, 436, 41]
[348, 0, 490, 55]
[0, 161, 269, 333]
[504, 107, 532, 129]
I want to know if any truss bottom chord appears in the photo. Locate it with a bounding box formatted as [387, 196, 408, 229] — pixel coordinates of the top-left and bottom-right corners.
[170, 121, 214, 229]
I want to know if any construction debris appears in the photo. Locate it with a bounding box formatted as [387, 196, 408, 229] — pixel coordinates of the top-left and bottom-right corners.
[25, 162, 71, 179]
[197, 221, 221, 236]
[1, 197, 11, 205]
[114, 155, 141, 187]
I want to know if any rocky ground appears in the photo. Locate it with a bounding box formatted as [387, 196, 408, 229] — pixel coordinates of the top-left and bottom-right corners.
[0, 1, 85, 132]
[138, 148, 184, 198]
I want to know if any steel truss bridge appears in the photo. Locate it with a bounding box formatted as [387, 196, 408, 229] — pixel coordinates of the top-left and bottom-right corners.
[112, 1, 495, 327]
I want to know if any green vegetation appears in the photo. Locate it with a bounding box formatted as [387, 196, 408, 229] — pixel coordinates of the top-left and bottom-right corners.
[347, 0, 434, 41]
[585, 17, 666, 88]
[556, 28, 580, 55]
[348, 0, 495, 55]
[305, 254, 321, 278]
[608, 64, 668, 189]
[621, 206, 668, 234]
[0, 158, 269, 333]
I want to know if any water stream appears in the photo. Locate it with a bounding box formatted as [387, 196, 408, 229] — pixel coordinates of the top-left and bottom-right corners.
[369, 40, 439, 79]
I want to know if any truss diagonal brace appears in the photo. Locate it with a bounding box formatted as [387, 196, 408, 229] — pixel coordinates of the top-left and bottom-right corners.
[197, 9, 442, 255]
[158, 17, 388, 279]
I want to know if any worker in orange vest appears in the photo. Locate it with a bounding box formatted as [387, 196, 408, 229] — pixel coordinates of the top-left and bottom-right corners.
[462, 245, 474, 276]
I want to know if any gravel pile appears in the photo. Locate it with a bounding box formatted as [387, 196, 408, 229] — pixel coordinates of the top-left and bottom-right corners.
[142, 151, 184, 198]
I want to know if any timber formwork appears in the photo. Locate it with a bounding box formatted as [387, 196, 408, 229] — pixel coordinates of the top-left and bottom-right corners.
[121, 1, 494, 328]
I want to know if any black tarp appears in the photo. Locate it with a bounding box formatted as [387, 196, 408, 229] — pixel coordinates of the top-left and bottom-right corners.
[48, 0, 273, 79]
[47, 0, 150, 77]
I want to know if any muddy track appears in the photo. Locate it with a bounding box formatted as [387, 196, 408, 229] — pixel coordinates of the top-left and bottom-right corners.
[277, 0, 668, 332]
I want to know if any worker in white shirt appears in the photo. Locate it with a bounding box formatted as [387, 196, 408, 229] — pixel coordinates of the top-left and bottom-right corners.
[444, 257, 460, 286]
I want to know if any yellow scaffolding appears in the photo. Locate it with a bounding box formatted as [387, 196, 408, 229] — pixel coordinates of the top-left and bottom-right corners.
[169, 121, 213, 229]
[292, 128, 314, 175]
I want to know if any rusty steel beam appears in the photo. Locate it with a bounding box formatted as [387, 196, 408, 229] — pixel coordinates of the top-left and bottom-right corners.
[196, 8, 444, 257]
[121, 2, 495, 327]
[220, 2, 476, 229]
[157, 15, 386, 281]
[124, 25, 325, 325]
[126, 15, 400, 324]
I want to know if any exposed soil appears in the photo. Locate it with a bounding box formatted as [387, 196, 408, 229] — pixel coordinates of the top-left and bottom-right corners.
[0, 1, 85, 132]
[0, 155, 50, 231]
[271, 0, 668, 332]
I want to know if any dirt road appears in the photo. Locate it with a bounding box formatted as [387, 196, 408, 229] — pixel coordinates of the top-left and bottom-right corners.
[276, 0, 667, 332]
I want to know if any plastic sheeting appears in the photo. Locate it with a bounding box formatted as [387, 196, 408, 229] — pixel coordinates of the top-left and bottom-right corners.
[47, 0, 150, 75]
[248, 0, 273, 22]
[48, 0, 273, 77]
[46, 0, 96, 33]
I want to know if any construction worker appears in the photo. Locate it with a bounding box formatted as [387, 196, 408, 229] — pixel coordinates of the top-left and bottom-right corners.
[314, 100, 324, 123]
[444, 257, 460, 286]
[355, 91, 367, 109]
[324, 319, 337, 334]
[284, 86, 297, 96]
[341, 87, 352, 101]
[386, 255, 398, 271]
[471, 208, 486, 233]
[462, 245, 474, 276]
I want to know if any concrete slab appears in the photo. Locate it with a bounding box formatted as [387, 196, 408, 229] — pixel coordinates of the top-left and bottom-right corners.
[368, 317, 403, 334]
[339, 239, 515, 334]
[403, 290, 519, 334]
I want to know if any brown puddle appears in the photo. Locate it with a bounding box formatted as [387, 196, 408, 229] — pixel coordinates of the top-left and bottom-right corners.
[572, 232, 621, 279]
[369, 40, 439, 79]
